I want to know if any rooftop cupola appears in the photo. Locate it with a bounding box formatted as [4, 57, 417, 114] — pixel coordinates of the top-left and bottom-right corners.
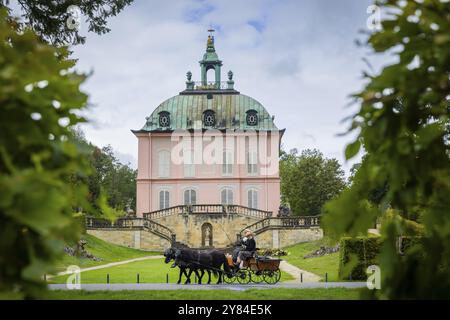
[200, 29, 222, 88]
[182, 30, 238, 94]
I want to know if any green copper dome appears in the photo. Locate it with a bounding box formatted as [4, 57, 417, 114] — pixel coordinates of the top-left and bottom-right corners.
[133, 32, 280, 133]
[137, 93, 278, 132]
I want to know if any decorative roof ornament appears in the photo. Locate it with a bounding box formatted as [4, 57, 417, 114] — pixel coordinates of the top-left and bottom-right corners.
[207, 28, 215, 51]
[227, 70, 234, 90]
[186, 70, 194, 90]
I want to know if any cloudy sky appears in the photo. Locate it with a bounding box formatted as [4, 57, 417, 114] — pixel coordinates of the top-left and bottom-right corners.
[61, 0, 389, 173]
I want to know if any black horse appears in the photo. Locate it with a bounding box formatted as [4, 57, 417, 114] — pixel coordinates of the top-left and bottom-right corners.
[163, 247, 200, 284]
[174, 248, 232, 284]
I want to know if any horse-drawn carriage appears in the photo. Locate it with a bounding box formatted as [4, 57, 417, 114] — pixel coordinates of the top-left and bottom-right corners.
[224, 254, 282, 284]
[164, 246, 282, 285]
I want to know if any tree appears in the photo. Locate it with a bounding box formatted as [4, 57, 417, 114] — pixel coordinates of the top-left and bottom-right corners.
[0, 0, 133, 45]
[0, 9, 90, 298]
[71, 130, 137, 214]
[323, 0, 450, 299]
[92, 145, 136, 212]
[280, 149, 346, 216]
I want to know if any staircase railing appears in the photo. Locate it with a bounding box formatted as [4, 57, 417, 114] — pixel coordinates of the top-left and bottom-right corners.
[85, 216, 176, 243]
[85, 217, 143, 229]
[142, 218, 176, 243]
[227, 205, 272, 219]
[143, 205, 186, 219]
[144, 204, 272, 220]
[239, 216, 321, 237]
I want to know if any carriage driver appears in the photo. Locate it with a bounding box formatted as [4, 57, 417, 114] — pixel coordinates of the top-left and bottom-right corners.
[233, 229, 256, 269]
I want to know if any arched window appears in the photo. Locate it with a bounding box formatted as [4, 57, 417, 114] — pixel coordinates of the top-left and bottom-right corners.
[222, 150, 233, 175]
[221, 188, 233, 205]
[159, 190, 169, 209]
[203, 110, 216, 127]
[159, 111, 170, 128]
[246, 110, 258, 126]
[248, 189, 258, 209]
[184, 189, 196, 205]
[158, 150, 170, 177]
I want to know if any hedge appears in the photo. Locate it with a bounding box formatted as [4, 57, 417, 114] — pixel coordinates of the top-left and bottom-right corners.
[339, 237, 382, 280]
[339, 236, 422, 280]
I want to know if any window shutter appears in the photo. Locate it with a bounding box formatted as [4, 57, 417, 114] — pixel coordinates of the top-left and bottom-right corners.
[248, 190, 257, 209]
[160, 191, 169, 209]
[191, 190, 196, 205]
[228, 189, 233, 204]
[159, 151, 170, 177]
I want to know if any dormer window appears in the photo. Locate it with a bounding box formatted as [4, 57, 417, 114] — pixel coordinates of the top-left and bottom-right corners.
[203, 110, 216, 127]
[159, 111, 170, 128]
[246, 110, 258, 126]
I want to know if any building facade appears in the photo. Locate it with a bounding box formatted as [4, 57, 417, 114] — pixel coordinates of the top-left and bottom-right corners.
[132, 33, 284, 218]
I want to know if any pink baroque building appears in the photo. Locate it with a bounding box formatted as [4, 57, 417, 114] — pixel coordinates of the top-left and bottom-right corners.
[132, 33, 284, 218]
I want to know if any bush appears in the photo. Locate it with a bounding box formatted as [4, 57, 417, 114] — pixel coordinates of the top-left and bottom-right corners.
[339, 237, 382, 280]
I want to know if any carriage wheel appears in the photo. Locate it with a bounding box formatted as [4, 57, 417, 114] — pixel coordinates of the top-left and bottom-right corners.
[251, 270, 264, 283]
[263, 270, 281, 284]
[223, 272, 236, 284]
[236, 270, 251, 284]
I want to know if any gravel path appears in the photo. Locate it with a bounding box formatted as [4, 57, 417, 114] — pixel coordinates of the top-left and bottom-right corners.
[48, 282, 367, 291]
[279, 261, 321, 283]
[48, 255, 164, 278]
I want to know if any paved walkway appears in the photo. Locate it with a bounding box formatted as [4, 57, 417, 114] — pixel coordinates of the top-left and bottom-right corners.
[48, 255, 164, 278]
[48, 282, 367, 291]
[279, 261, 321, 283]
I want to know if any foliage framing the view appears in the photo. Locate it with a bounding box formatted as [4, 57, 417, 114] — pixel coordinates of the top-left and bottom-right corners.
[0, 0, 133, 45]
[323, 0, 450, 299]
[0, 9, 91, 298]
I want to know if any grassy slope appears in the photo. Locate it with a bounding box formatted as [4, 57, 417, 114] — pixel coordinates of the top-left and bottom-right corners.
[44, 288, 364, 300]
[283, 238, 340, 282]
[50, 258, 294, 284]
[55, 234, 159, 272]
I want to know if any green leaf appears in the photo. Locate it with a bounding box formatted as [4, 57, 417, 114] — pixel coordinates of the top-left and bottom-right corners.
[345, 140, 361, 160]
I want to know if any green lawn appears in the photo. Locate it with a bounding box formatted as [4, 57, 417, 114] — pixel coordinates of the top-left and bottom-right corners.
[42, 288, 365, 300]
[50, 258, 294, 284]
[283, 238, 340, 282]
[55, 234, 160, 272]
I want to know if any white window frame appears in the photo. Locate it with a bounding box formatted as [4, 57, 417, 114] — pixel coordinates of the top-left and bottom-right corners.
[221, 188, 233, 205]
[158, 150, 170, 178]
[159, 190, 170, 209]
[247, 189, 258, 209]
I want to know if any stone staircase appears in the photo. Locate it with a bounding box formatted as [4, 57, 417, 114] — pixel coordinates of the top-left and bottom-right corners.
[85, 210, 321, 249]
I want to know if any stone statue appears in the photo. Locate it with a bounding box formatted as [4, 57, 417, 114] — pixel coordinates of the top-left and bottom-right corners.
[205, 227, 211, 247]
[186, 71, 192, 81]
[202, 223, 213, 247]
[228, 70, 233, 81]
